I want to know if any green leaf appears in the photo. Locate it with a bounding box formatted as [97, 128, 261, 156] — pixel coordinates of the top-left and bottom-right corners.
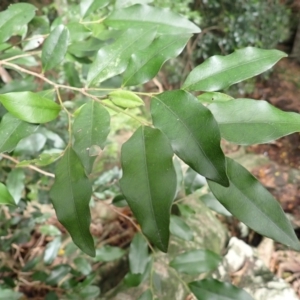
[137, 289, 153, 300]
[151, 90, 228, 186]
[112, 194, 128, 207]
[0, 113, 38, 153]
[197, 92, 234, 104]
[0, 3, 36, 43]
[105, 4, 200, 34]
[73, 101, 110, 173]
[115, 0, 153, 9]
[120, 126, 177, 252]
[74, 257, 92, 276]
[78, 286, 100, 299]
[208, 98, 300, 145]
[109, 90, 144, 108]
[123, 34, 190, 86]
[42, 25, 69, 71]
[50, 147, 95, 257]
[40, 225, 61, 236]
[46, 265, 71, 286]
[129, 232, 149, 274]
[87, 28, 156, 85]
[44, 236, 61, 265]
[169, 249, 221, 275]
[170, 215, 193, 241]
[184, 167, 206, 195]
[94, 245, 125, 262]
[208, 158, 300, 251]
[6, 169, 25, 204]
[0, 288, 23, 300]
[0, 92, 61, 123]
[189, 279, 254, 300]
[80, 0, 110, 18]
[200, 193, 231, 217]
[183, 47, 286, 91]
[0, 182, 16, 206]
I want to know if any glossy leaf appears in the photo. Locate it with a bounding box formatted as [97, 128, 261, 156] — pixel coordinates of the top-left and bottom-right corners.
[197, 92, 234, 104]
[0, 113, 38, 153]
[184, 167, 206, 195]
[50, 147, 95, 257]
[209, 98, 300, 145]
[6, 169, 25, 205]
[170, 215, 193, 241]
[123, 34, 190, 86]
[137, 289, 153, 300]
[42, 25, 69, 71]
[80, 0, 110, 18]
[129, 232, 149, 274]
[109, 90, 144, 108]
[73, 101, 110, 173]
[183, 47, 286, 91]
[94, 245, 125, 262]
[105, 4, 200, 34]
[170, 249, 221, 275]
[0, 92, 61, 123]
[115, 0, 153, 8]
[151, 90, 228, 186]
[0, 3, 36, 43]
[208, 158, 300, 251]
[120, 126, 177, 252]
[189, 279, 254, 300]
[44, 237, 61, 265]
[87, 28, 156, 85]
[0, 183, 16, 206]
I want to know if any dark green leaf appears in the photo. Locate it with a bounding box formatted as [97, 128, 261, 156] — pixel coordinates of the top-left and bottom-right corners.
[80, 0, 110, 18]
[44, 236, 61, 265]
[151, 90, 228, 186]
[124, 273, 143, 287]
[0, 3, 36, 43]
[208, 158, 300, 251]
[0, 183, 15, 206]
[64, 62, 81, 87]
[129, 232, 149, 274]
[42, 25, 69, 71]
[137, 289, 153, 300]
[170, 215, 193, 241]
[197, 92, 234, 104]
[170, 249, 221, 275]
[87, 28, 156, 85]
[73, 101, 110, 173]
[94, 245, 125, 262]
[112, 194, 128, 207]
[105, 4, 200, 34]
[0, 92, 61, 123]
[209, 98, 300, 145]
[6, 169, 25, 204]
[120, 126, 177, 252]
[50, 147, 95, 257]
[200, 193, 231, 217]
[189, 278, 254, 300]
[184, 167, 206, 195]
[0, 113, 38, 153]
[123, 34, 190, 86]
[109, 90, 144, 108]
[183, 47, 286, 91]
[74, 257, 92, 276]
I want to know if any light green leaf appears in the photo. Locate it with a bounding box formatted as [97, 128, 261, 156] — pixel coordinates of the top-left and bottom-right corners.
[6, 169, 25, 204]
[123, 34, 190, 86]
[78, 286, 100, 299]
[208, 158, 300, 251]
[17, 153, 61, 167]
[170, 215, 193, 241]
[208, 98, 300, 145]
[94, 245, 125, 262]
[105, 4, 200, 34]
[0, 288, 23, 300]
[115, 0, 153, 9]
[73, 101, 110, 173]
[0, 92, 61, 123]
[80, 0, 110, 18]
[44, 236, 61, 265]
[0, 182, 16, 206]
[46, 265, 71, 286]
[74, 257, 92, 276]
[184, 167, 206, 195]
[183, 47, 286, 91]
[170, 249, 221, 275]
[120, 126, 177, 252]
[42, 25, 69, 71]
[200, 193, 231, 217]
[40, 224, 61, 236]
[173, 156, 183, 197]
[109, 90, 144, 108]
[14, 133, 47, 155]
[50, 147, 95, 257]
[197, 92, 234, 104]
[0, 3, 36, 43]
[0, 113, 38, 153]
[129, 232, 149, 274]
[87, 27, 156, 85]
[151, 90, 228, 186]
[137, 289, 153, 300]
[189, 279, 254, 300]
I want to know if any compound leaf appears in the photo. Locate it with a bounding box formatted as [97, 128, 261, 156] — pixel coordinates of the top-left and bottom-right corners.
[183, 47, 286, 91]
[151, 90, 228, 186]
[208, 158, 300, 251]
[120, 126, 177, 252]
[209, 98, 300, 145]
[50, 147, 95, 257]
